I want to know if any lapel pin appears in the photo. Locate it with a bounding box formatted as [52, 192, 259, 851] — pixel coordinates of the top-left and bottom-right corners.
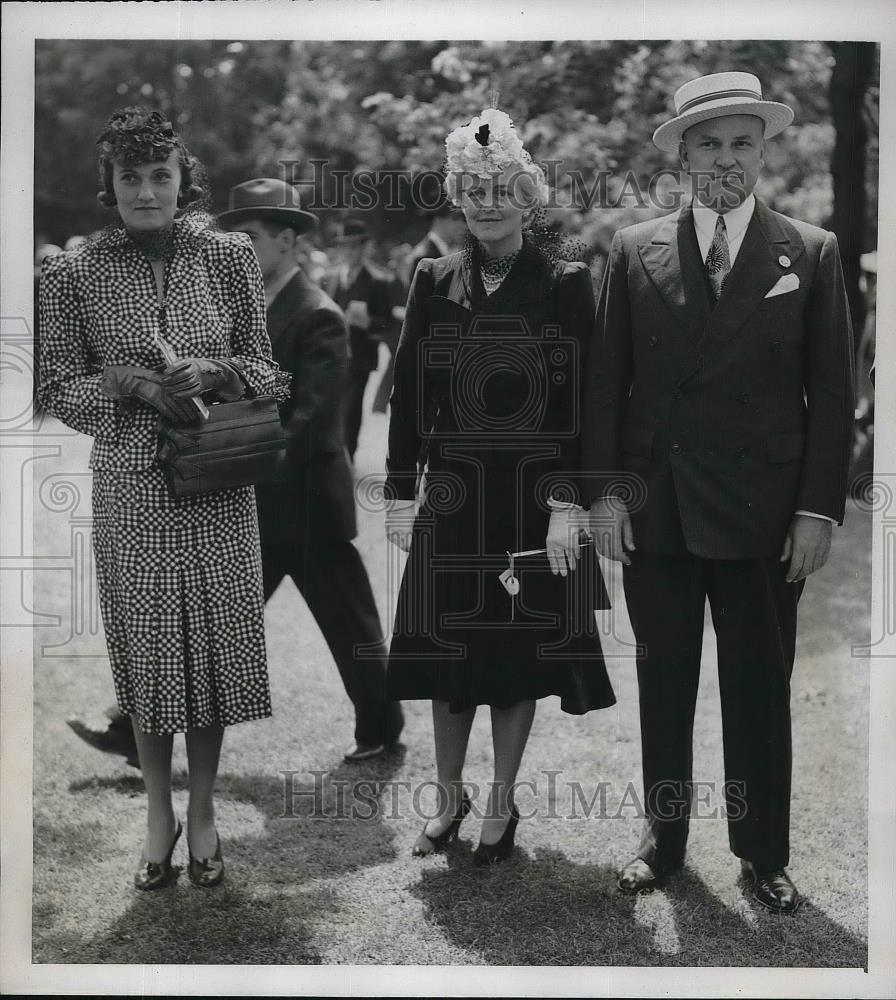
[778, 255, 791, 268]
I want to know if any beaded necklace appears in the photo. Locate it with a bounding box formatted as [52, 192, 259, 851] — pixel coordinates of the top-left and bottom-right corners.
[477, 243, 521, 294]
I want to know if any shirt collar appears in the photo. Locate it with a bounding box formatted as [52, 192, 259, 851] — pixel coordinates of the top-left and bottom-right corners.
[692, 193, 756, 242]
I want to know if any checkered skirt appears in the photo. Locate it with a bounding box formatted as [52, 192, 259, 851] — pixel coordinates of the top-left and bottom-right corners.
[92, 465, 271, 734]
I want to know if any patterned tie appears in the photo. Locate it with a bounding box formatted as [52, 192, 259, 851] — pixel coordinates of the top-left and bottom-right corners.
[705, 214, 731, 302]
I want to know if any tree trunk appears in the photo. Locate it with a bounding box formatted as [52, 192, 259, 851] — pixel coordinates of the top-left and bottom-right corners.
[828, 41, 875, 352]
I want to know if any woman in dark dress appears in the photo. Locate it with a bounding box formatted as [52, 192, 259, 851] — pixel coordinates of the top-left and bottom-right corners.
[385, 109, 615, 864]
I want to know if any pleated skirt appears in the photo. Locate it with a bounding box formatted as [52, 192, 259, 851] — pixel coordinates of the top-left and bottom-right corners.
[91, 465, 271, 735]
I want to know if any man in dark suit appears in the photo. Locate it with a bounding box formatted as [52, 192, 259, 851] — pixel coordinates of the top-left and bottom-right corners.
[327, 220, 400, 460]
[582, 73, 854, 912]
[221, 180, 404, 760]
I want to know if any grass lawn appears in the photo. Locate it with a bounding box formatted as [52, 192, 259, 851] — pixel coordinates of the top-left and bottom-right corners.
[30, 397, 869, 968]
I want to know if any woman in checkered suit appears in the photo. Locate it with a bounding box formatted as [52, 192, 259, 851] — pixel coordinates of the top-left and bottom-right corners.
[38, 108, 282, 890]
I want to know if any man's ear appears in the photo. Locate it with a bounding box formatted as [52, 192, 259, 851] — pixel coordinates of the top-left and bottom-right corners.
[678, 139, 689, 172]
[277, 227, 296, 253]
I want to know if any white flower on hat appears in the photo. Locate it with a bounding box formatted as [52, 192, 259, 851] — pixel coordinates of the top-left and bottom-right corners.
[444, 108, 549, 206]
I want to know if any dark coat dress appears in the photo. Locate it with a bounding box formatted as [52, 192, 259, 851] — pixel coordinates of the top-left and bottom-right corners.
[385, 245, 616, 714]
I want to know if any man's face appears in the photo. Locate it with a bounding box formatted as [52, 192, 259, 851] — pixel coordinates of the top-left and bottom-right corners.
[231, 219, 288, 280]
[680, 114, 765, 212]
[338, 240, 367, 272]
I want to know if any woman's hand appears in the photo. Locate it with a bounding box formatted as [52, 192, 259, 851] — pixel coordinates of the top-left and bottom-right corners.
[385, 499, 417, 552]
[162, 358, 234, 398]
[546, 507, 585, 577]
[102, 365, 197, 422]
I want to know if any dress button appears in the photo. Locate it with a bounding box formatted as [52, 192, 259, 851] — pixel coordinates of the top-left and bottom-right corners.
[648, 335, 659, 347]
[671, 443, 682, 455]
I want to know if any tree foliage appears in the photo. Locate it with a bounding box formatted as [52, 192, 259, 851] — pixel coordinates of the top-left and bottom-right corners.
[35, 38, 878, 260]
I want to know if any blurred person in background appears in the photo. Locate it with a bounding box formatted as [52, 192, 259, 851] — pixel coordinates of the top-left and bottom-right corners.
[325, 219, 400, 462]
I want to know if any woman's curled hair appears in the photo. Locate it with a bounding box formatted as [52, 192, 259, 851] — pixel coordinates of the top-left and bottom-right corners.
[95, 106, 208, 210]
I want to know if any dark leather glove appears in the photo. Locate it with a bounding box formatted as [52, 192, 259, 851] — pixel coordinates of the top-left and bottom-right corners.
[102, 365, 197, 423]
[161, 358, 243, 400]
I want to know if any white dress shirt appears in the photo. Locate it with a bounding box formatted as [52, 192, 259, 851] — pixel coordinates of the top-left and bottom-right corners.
[692, 194, 756, 266]
[692, 194, 832, 526]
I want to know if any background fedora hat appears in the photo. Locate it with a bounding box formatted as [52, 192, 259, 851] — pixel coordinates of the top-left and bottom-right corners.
[218, 178, 318, 233]
[332, 218, 371, 243]
[652, 71, 794, 153]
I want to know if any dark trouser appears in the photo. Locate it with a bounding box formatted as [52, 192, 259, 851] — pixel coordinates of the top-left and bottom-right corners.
[622, 551, 804, 872]
[262, 538, 404, 747]
[342, 369, 372, 460]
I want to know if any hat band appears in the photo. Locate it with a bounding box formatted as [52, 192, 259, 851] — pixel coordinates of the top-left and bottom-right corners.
[677, 87, 762, 115]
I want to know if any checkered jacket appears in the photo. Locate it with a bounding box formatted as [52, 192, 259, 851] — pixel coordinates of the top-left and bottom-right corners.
[38, 215, 280, 470]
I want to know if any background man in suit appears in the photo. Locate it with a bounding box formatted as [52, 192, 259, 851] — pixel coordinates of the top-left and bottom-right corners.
[220, 180, 404, 761]
[327, 219, 401, 461]
[582, 73, 854, 912]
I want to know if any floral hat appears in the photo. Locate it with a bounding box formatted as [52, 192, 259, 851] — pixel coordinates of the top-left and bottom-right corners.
[444, 108, 549, 206]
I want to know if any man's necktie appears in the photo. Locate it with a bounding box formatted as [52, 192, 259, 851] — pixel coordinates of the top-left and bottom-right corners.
[705, 214, 731, 302]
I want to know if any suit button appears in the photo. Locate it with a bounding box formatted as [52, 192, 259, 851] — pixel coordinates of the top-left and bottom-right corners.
[771, 341, 782, 352]
[648, 335, 659, 347]
[737, 447, 747, 459]
[738, 391, 750, 404]
[671, 443, 682, 455]
[673, 388, 683, 399]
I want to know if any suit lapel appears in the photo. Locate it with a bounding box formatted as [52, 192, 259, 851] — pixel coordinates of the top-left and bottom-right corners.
[675, 199, 806, 386]
[637, 207, 709, 339]
[705, 199, 803, 343]
[266, 272, 305, 352]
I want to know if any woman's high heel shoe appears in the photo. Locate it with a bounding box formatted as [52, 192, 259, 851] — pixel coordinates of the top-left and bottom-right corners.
[473, 805, 519, 866]
[412, 791, 472, 857]
[188, 833, 225, 888]
[133, 821, 182, 891]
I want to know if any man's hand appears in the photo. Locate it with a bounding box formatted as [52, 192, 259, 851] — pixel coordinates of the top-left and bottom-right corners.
[779, 513, 833, 583]
[589, 496, 635, 565]
[385, 499, 416, 552]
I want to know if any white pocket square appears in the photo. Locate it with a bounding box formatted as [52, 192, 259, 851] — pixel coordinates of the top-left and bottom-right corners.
[764, 273, 800, 298]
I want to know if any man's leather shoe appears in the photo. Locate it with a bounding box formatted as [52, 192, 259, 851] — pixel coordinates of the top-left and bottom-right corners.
[67, 717, 140, 768]
[343, 742, 385, 762]
[742, 862, 802, 914]
[617, 858, 660, 894]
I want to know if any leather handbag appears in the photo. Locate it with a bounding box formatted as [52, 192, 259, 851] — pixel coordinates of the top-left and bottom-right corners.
[156, 395, 288, 497]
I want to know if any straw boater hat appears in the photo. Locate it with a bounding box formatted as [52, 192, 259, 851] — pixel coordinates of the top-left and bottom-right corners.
[217, 178, 318, 233]
[652, 72, 794, 153]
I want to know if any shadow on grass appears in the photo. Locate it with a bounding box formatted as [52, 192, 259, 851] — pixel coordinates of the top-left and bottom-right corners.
[35, 752, 408, 963]
[410, 847, 868, 968]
